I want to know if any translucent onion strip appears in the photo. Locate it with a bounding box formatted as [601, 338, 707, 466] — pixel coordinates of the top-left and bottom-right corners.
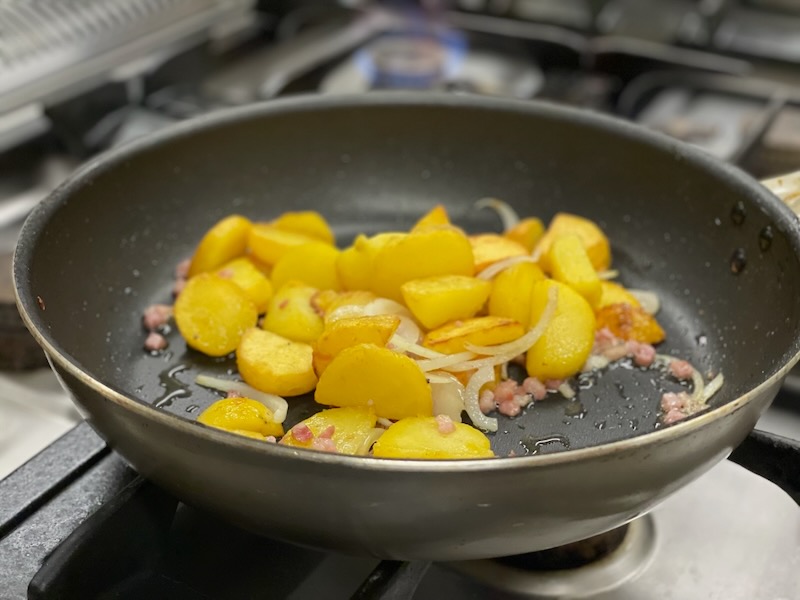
[357, 428, 385, 456]
[465, 285, 558, 356]
[702, 373, 725, 403]
[465, 367, 498, 432]
[417, 351, 476, 372]
[195, 375, 289, 424]
[474, 197, 520, 231]
[655, 354, 706, 410]
[558, 382, 576, 399]
[444, 351, 519, 373]
[598, 270, 619, 280]
[629, 289, 660, 315]
[430, 372, 466, 422]
[389, 334, 442, 359]
[477, 255, 538, 281]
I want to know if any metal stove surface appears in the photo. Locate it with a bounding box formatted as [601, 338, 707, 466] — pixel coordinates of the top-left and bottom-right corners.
[0, 423, 796, 599]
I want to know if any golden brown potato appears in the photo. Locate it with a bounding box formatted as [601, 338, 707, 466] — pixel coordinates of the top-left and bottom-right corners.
[596, 281, 641, 309]
[217, 256, 273, 313]
[271, 242, 341, 292]
[411, 204, 450, 231]
[336, 233, 404, 291]
[526, 280, 596, 380]
[313, 315, 401, 375]
[595, 303, 665, 344]
[535, 213, 611, 272]
[237, 328, 317, 396]
[315, 343, 432, 420]
[401, 275, 491, 330]
[423, 316, 525, 354]
[271, 211, 335, 245]
[487, 261, 545, 328]
[280, 407, 377, 455]
[174, 273, 258, 357]
[262, 281, 324, 344]
[470, 234, 528, 273]
[188, 215, 252, 277]
[372, 417, 494, 459]
[370, 228, 475, 301]
[504, 217, 545, 252]
[248, 224, 323, 266]
[198, 397, 283, 438]
[548, 234, 601, 306]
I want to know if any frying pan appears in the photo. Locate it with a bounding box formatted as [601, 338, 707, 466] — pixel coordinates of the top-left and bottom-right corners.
[13, 94, 800, 561]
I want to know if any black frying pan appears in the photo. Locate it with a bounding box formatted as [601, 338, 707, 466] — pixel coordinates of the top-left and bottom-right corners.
[14, 94, 800, 560]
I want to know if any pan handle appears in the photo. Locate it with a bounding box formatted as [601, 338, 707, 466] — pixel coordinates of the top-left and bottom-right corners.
[761, 172, 800, 214]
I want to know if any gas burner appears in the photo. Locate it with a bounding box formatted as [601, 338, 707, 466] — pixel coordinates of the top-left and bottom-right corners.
[320, 31, 543, 99]
[450, 520, 655, 598]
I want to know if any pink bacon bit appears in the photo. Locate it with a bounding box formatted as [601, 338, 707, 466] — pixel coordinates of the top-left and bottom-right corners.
[172, 278, 187, 298]
[435, 414, 457, 435]
[660, 391, 689, 412]
[522, 377, 547, 401]
[291, 424, 314, 443]
[264, 436, 277, 443]
[144, 332, 168, 352]
[311, 437, 338, 452]
[594, 327, 617, 351]
[670, 359, 694, 381]
[226, 390, 243, 399]
[662, 408, 688, 425]
[512, 393, 533, 408]
[632, 342, 656, 368]
[498, 401, 521, 417]
[142, 304, 173, 331]
[318, 425, 336, 439]
[175, 259, 191, 280]
[494, 379, 519, 403]
[479, 389, 496, 414]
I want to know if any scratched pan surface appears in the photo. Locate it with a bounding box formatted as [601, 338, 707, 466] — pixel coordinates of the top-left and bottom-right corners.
[14, 94, 800, 559]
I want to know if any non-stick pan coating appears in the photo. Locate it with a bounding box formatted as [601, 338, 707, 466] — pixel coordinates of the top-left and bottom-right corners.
[17, 94, 800, 457]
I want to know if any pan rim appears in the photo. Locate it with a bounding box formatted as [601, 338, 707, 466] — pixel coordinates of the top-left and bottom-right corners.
[13, 92, 800, 471]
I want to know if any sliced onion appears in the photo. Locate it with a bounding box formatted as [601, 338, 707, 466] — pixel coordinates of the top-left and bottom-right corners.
[558, 382, 576, 399]
[629, 289, 660, 315]
[417, 351, 476, 372]
[326, 304, 366, 322]
[390, 334, 444, 359]
[655, 354, 705, 410]
[377, 417, 393, 428]
[582, 354, 610, 372]
[195, 375, 289, 424]
[597, 269, 619, 280]
[465, 285, 558, 356]
[701, 373, 724, 403]
[425, 372, 457, 384]
[357, 428, 386, 455]
[474, 197, 520, 231]
[465, 367, 498, 432]
[444, 351, 519, 372]
[477, 255, 538, 281]
[363, 298, 421, 342]
[363, 298, 412, 318]
[430, 372, 466, 422]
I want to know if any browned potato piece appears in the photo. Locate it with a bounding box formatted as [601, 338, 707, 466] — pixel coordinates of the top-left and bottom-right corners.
[372, 417, 494, 459]
[188, 215, 252, 277]
[262, 282, 324, 343]
[198, 397, 284, 438]
[271, 242, 341, 292]
[217, 257, 273, 313]
[411, 204, 450, 231]
[313, 315, 401, 375]
[272, 211, 335, 245]
[237, 328, 317, 396]
[423, 316, 525, 354]
[315, 344, 432, 420]
[174, 273, 258, 356]
[469, 234, 528, 273]
[248, 224, 322, 266]
[280, 407, 377, 455]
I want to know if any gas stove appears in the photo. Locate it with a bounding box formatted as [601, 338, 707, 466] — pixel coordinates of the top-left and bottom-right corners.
[1, 1, 800, 598]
